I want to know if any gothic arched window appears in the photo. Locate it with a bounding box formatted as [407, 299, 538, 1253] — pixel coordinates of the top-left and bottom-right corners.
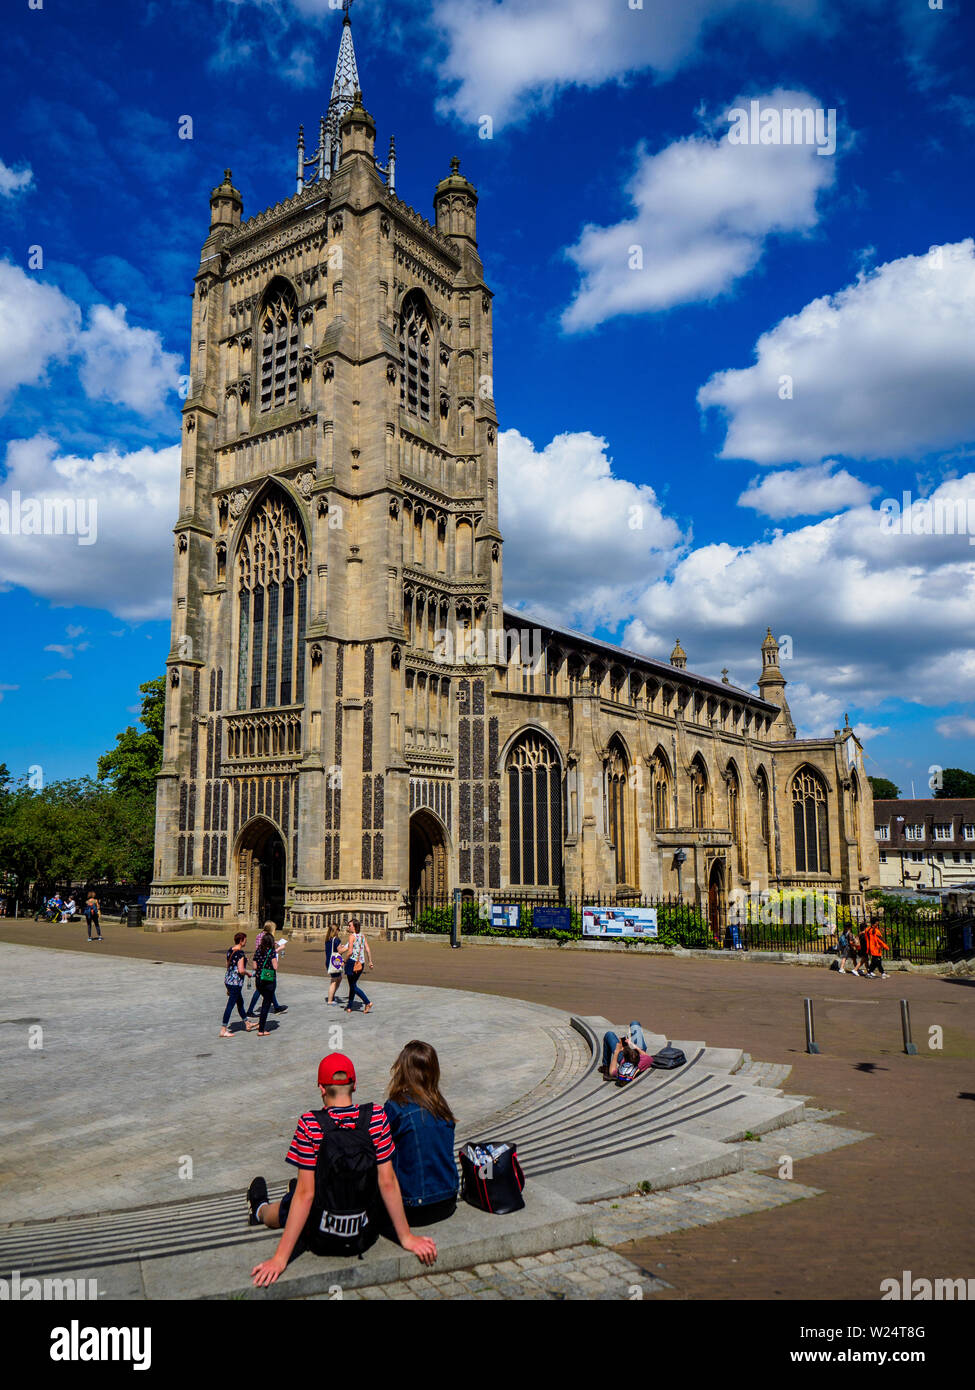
[727, 763, 744, 876]
[399, 291, 432, 422]
[851, 771, 862, 872]
[691, 756, 710, 829]
[236, 490, 309, 710]
[607, 737, 637, 887]
[506, 731, 563, 888]
[793, 767, 830, 873]
[651, 746, 671, 832]
[259, 281, 299, 412]
[757, 766, 773, 876]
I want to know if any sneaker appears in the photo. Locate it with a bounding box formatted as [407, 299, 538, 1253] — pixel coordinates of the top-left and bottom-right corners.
[272, 1005, 288, 1014]
[247, 1176, 269, 1226]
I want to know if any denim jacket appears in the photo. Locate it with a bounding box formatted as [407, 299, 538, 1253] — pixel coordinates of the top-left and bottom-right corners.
[385, 1099, 458, 1207]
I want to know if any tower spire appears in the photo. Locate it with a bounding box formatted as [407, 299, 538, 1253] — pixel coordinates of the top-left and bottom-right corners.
[322, 2, 360, 178]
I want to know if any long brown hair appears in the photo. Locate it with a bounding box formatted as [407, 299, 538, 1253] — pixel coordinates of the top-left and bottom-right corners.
[387, 1040, 455, 1124]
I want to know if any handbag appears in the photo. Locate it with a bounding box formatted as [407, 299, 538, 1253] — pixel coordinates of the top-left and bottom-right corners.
[458, 1142, 525, 1215]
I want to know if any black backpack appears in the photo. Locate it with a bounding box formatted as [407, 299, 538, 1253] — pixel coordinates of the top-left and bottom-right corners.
[306, 1105, 381, 1257]
[651, 1046, 687, 1070]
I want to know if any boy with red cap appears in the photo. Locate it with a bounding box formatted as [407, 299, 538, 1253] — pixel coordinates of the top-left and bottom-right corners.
[247, 1052, 438, 1286]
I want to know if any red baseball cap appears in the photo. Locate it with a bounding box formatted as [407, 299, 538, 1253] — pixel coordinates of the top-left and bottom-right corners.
[318, 1053, 356, 1087]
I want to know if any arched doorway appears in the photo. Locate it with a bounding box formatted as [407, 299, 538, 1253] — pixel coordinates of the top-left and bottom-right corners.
[409, 810, 448, 905]
[707, 858, 726, 941]
[234, 817, 287, 930]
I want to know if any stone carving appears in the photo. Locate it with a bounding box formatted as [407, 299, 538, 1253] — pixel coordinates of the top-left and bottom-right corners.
[239, 376, 251, 403]
[185, 415, 196, 432]
[239, 333, 252, 351]
[391, 644, 401, 670]
[322, 359, 335, 383]
[439, 345, 450, 366]
[487, 425, 496, 444]
[439, 392, 450, 418]
[300, 306, 314, 325]
[295, 471, 315, 501]
[170, 668, 180, 687]
[386, 362, 397, 384]
[177, 534, 188, 553]
[331, 213, 343, 234]
[317, 495, 329, 518]
[380, 214, 390, 237]
[299, 348, 313, 380]
[388, 498, 400, 519]
[225, 384, 238, 400]
[310, 642, 323, 666]
[229, 488, 251, 520]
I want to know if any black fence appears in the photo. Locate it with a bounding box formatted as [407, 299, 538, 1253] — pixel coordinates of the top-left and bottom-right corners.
[408, 891, 975, 965]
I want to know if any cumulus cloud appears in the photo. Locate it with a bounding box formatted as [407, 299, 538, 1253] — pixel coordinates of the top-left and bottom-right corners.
[497, 425, 975, 729]
[44, 671, 72, 681]
[0, 258, 181, 418]
[562, 89, 836, 331]
[77, 303, 182, 417]
[738, 462, 879, 518]
[698, 239, 975, 464]
[0, 261, 80, 406]
[935, 716, 975, 740]
[0, 684, 19, 701]
[0, 435, 180, 621]
[431, 0, 825, 127]
[0, 158, 33, 198]
[498, 428, 683, 628]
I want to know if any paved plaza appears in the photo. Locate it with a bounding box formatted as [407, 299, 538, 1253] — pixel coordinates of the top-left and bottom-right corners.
[1, 923, 973, 1300]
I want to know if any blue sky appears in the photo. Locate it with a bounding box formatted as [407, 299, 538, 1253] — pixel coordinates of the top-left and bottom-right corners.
[1, 0, 974, 798]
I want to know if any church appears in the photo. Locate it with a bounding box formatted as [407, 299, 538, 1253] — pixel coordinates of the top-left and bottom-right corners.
[147, 12, 879, 935]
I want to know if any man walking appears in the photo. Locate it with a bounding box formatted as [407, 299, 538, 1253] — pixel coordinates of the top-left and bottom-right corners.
[84, 891, 102, 942]
[863, 920, 890, 979]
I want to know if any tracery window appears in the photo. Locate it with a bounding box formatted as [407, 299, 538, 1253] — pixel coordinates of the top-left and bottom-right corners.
[727, 764, 744, 877]
[793, 767, 830, 873]
[757, 767, 773, 875]
[399, 291, 432, 422]
[259, 282, 299, 412]
[651, 748, 671, 831]
[506, 732, 563, 888]
[607, 738, 637, 887]
[691, 757, 710, 829]
[236, 490, 309, 711]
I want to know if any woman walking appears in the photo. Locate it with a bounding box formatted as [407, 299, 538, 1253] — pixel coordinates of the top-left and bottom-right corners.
[221, 932, 259, 1037]
[384, 1041, 458, 1229]
[84, 891, 102, 942]
[252, 925, 280, 1036]
[343, 917, 374, 1014]
[324, 925, 345, 1006]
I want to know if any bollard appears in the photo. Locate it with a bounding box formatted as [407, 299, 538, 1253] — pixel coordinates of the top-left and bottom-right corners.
[451, 887, 462, 949]
[900, 999, 918, 1056]
[803, 997, 820, 1054]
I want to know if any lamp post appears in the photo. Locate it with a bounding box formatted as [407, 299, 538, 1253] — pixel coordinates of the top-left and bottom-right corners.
[674, 848, 687, 902]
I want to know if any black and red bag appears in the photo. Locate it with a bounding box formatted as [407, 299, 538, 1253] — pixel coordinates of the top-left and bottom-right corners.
[458, 1141, 525, 1215]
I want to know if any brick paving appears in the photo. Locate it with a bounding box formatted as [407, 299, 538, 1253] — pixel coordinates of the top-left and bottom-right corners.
[305, 1244, 669, 1301]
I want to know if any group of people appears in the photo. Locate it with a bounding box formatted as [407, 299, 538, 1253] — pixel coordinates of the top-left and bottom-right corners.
[39, 891, 103, 940]
[220, 916, 376, 1037]
[837, 920, 890, 978]
[247, 1040, 458, 1285]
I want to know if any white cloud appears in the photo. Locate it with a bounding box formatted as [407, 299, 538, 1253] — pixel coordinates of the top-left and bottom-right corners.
[0, 435, 180, 621]
[77, 303, 181, 417]
[0, 261, 80, 406]
[44, 644, 75, 658]
[498, 428, 683, 628]
[738, 462, 878, 518]
[431, 0, 824, 128]
[935, 716, 975, 740]
[65, 624, 86, 638]
[698, 239, 975, 464]
[44, 670, 72, 681]
[0, 259, 181, 418]
[562, 90, 836, 331]
[0, 158, 33, 198]
[0, 684, 19, 701]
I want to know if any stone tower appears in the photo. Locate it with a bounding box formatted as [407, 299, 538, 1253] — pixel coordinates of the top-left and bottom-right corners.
[757, 628, 797, 739]
[147, 12, 500, 932]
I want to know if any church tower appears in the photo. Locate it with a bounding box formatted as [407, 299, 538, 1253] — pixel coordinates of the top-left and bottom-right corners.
[147, 9, 500, 933]
[757, 628, 797, 739]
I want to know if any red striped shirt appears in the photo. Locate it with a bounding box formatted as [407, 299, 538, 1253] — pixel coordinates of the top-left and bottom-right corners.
[286, 1105, 395, 1169]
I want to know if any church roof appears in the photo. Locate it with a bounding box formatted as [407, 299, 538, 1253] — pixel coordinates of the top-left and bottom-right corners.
[502, 606, 778, 711]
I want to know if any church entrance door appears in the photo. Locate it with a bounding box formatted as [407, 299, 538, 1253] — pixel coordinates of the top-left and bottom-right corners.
[234, 817, 287, 930]
[409, 810, 448, 909]
[707, 858, 726, 941]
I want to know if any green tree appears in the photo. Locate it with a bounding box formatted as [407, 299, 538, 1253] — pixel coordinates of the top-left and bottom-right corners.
[97, 677, 165, 799]
[868, 776, 900, 800]
[934, 768, 975, 799]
